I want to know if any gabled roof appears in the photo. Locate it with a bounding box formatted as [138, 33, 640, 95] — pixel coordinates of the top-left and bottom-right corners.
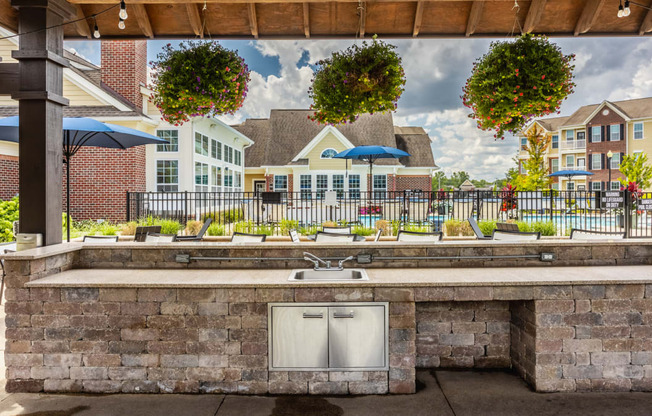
[561, 97, 652, 127]
[393, 126, 437, 168]
[535, 117, 569, 132]
[0, 106, 144, 118]
[292, 126, 355, 162]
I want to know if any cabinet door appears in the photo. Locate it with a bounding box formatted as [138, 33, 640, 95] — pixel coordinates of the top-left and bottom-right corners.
[329, 305, 386, 369]
[270, 306, 328, 369]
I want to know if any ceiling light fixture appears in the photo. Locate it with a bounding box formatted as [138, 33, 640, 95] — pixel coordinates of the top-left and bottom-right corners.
[93, 18, 101, 38]
[624, 0, 631, 16]
[118, 17, 126, 30]
[618, 0, 625, 17]
[119, 0, 128, 20]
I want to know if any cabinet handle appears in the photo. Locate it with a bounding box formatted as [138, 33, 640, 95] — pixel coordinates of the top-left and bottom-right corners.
[333, 312, 355, 319]
[302, 313, 324, 319]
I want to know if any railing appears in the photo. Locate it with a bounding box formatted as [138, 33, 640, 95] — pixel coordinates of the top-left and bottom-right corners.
[126, 190, 652, 237]
[561, 139, 586, 150]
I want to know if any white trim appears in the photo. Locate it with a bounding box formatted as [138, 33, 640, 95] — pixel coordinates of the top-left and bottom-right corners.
[292, 126, 355, 162]
[320, 148, 338, 159]
[207, 117, 254, 146]
[94, 116, 158, 127]
[634, 122, 644, 140]
[582, 101, 630, 125]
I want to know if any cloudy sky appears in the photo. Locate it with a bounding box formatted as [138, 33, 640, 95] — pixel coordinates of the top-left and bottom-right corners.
[66, 37, 652, 181]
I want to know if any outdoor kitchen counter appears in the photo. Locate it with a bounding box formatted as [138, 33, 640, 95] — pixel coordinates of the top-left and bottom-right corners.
[25, 265, 652, 288]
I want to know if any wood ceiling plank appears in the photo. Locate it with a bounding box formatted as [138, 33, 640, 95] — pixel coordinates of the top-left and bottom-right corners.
[73, 4, 92, 39]
[0, 0, 18, 33]
[465, 1, 484, 36]
[574, 0, 605, 36]
[69, 0, 516, 4]
[248, 3, 258, 38]
[303, 3, 310, 37]
[640, 9, 652, 35]
[131, 4, 154, 38]
[186, 3, 204, 38]
[412, 0, 424, 36]
[523, 0, 546, 33]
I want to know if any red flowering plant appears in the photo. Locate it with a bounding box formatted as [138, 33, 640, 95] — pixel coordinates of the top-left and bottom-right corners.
[150, 41, 250, 125]
[461, 34, 576, 139]
[621, 181, 643, 207]
[308, 36, 406, 125]
[500, 184, 518, 211]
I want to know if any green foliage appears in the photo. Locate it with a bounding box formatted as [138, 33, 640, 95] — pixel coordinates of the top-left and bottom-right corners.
[151, 41, 250, 125]
[206, 223, 226, 236]
[352, 225, 376, 236]
[619, 153, 652, 190]
[309, 37, 406, 125]
[0, 197, 19, 242]
[279, 219, 299, 236]
[478, 220, 497, 237]
[159, 220, 182, 235]
[519, 127, 552, 190]
[299, 225, 320, 236]
[443, 219, 474, 236]
[462, 34, 575, 139]
[205, 209, 241, 224]
[530, 221, 556, 236]
[402, 222, 431, 233]
[233, 221, 255, 234]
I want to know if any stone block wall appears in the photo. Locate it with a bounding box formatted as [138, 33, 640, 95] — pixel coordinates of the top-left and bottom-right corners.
[416, 301, 511, 368]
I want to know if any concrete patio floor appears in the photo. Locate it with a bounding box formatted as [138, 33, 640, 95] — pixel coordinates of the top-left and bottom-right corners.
[2, 369, 652, 416]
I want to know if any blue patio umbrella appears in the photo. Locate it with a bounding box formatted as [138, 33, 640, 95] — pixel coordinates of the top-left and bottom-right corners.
[0, 116, 167, 242]
[548, 169, 594, 179]
[334, 145, 410, 198]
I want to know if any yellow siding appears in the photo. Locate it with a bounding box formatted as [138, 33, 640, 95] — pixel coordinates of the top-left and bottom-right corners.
[0, 38, 17, 62]
[628, 119, 652, 156]
[245, 174, 266, 192]
[62, 79, 105, 106]
[307, 133, 349, 170]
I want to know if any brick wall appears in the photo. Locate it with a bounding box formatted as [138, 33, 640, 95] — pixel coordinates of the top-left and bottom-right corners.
[0, 154, 19, 200]
[586, 108, 626, 185]
[101, 40, 147, 110]
[396, 176, 431, 193]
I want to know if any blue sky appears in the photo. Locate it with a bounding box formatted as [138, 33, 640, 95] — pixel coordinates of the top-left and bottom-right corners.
[65, 37, 652, 181]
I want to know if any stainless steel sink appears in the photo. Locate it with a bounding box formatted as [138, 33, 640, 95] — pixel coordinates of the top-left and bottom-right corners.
[288, 268, 369, 281]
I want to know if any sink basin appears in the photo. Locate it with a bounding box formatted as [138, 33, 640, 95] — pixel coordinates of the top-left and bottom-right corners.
[288, 268, 369, 281]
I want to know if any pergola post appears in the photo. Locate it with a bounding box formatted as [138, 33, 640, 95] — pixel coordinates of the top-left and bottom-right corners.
[11, 0, 75, 245]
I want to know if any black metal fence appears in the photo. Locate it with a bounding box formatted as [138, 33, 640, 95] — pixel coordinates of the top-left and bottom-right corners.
[126, 190, 652, 237]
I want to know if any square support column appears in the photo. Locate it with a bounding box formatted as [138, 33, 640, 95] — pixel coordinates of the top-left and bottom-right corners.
[11, 0, 75, 245]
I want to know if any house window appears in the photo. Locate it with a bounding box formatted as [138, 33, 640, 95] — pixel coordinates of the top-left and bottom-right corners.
[520, 137, 527, 150]
[333, 174, 344, 198]
[552, 183, 559, 191]
[274, 175, 288, 193]
[211, 166, 222, 192]
[235, 150, 242, 166]
[349, 174, 360, 199]
[211, 140, 218, 159]
[156, 130, 178, 152]
[592, 153, 602, 170]
[300, 174, 312, 200]
[373, 174, 387, 199]
[156, 160, 178, 192]
[234, 171, 242, 191]
[610, 153, 620, 169]
[551, 159, 559, 173]
[611, 181, 621, 191]
[592, 182, 601, 191]
[591, 126, 601, 143]
[577, 157, 585, 169]
[577, 185, 585, 191]
[321, 148, 338, 159]
[610, 125, 620, 141]
[194, 162, 209, 192]
[566, 130, 574, 141]
[634, 123, 644, 140]
[566, 155, 574, 168]
[195, 133, 209, 157]
[316, 174, 328, 199]
[224, 168, 233, 189]
[224, 145, 233, 164]
[576, 131, 585, 147]
[551, 135, 558, 149]
[567, 182, 575, 191]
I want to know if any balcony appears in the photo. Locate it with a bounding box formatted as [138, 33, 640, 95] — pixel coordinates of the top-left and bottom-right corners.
[560, 139, 586, 151]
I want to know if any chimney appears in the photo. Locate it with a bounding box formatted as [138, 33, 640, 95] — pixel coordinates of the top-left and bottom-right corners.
[100, 40, 147, 110]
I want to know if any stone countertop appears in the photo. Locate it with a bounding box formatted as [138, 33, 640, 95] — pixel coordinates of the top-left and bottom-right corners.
[25, 265, 652, 288]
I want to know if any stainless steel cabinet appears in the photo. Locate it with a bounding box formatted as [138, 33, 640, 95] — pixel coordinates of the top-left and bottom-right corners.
[269, 302, 388, 371]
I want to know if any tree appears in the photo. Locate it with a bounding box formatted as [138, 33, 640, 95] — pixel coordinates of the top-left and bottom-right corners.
[432, 171, 447, 190]
[619, 153, 652, 190]
[450, 171, 471, 188]
[519, 127, 551, 190]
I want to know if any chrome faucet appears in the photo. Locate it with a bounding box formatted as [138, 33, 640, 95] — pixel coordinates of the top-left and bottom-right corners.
[303, 252, 331, 270]
[338, 256, 355, 269]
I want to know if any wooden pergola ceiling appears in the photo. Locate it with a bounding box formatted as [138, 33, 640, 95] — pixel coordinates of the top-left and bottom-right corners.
[1, 0, 651, 39]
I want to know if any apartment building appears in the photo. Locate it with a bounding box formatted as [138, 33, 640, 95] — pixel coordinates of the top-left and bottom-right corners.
[518, 97, 652, 191]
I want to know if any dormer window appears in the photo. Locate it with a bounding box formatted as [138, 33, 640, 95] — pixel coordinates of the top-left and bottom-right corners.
[320, 148, 338, 159]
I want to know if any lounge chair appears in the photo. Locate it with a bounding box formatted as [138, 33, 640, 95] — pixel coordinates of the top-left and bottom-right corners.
[176, 218, 212, 242]
[82, 235, 119, 243]
[496, 222, 519, 231]
[314, 231, 356, 243]
[468, 217, 491, 240]
[289, 229, 301, 243]
[144, 233, 177, 243]
[134, 226, 162, 242]
[396, 230, 443, 243]
[231, 232, 267, 243]
[570, 229, 625, 240]
[492, 229, 540, 241]
[322, 226, 352, 234]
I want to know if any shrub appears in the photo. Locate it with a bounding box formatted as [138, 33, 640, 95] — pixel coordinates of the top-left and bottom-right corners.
[531, 220, 557, 236]
[97, 222, 118, 236]
[375, 219, 390, 236]
[121, 222, 138, 236]
[478, 220, 496, 237]
[352, 225, 375, 236]
[280, 219, 299, 236]
[322, 221, 337, 228]
[402, 223, 430, 233]
[299, 225, 320, 236]
[255, 225, 274, 236]
[0, 196, 19, 242]
[185, 220, 203, 235]
[206, 223, 225, 236]
[160, 219, 182, 235]
[233, 221, 255, 234]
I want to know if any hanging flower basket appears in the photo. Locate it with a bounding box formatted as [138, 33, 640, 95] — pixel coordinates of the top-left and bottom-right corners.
[150, 41, 250, 126]
[308, 37, 406, 125]
[462, 34, 575, 139]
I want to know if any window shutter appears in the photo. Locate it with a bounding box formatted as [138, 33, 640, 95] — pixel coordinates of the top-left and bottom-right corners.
[601, 125, 606, 142]
[602, 181, 606, 191]
[620, 123, 625, 141]
[620, 152, 624, 171]
[601, 153, 605, 170]
[588, 154, 592, 170]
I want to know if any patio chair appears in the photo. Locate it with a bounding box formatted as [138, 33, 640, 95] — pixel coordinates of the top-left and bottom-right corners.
[144, 233, 177, 243]
[570, 229, 625, 240]
[176, 218, 212, 242]
[396, 230, 443, 243]
[314, 231, 356, 243]
[289, 229, 301, 243]
[468, 217, 491, 240]
[82, 235, 119, 243]
[496, 222, 520, 232]
[231, 232, 267, 243]
[134, 226, 162, 242]
[374, 229, 382, 242]
[322, 226, 352, 234]
[491, 229, 540, 241]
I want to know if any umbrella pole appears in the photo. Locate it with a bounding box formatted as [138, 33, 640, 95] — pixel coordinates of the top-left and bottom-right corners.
[66, 154, 71, 243]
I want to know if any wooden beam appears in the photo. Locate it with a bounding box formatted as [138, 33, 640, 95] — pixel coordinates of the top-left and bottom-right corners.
[358, 1, 366, 37]
[303, 3, 310, 38]
[0, 62, 19, 95]
[639, 9, 652, 35]
[72, 5, 91, 39]
[186, 3, 203, 38]
[412, 1, 423, 37]
[131, 4, 154, 38]
[574, 0, 605, 36]
[465, 1, 484, 37]
[248, 3, 258, 39]
[523, 0, 546, 34]
[68, 0, 518, 4]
